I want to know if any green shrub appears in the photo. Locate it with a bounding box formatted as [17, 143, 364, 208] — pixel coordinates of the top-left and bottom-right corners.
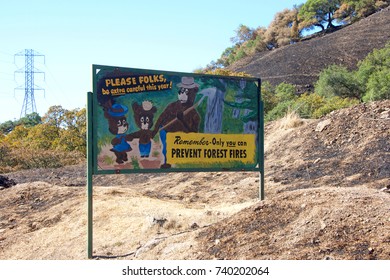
[275, 82, 296, 102]
[357, 42, 390, 88]
[362, 68, 390, 102]
[25, 123, 60, 150]
[267, 92, 360, 120]
[315, 65, 362, 99]
[261, 81, 278, 114]
[312, 96, 360, 118]
[265, 99, 297, 122]
[295, 93, 326, 118]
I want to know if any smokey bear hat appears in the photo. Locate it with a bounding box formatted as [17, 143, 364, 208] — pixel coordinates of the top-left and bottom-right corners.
[107, 103, 128, 117]
[177, 76, 199, 89]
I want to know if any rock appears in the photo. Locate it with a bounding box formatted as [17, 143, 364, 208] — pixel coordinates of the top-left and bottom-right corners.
[0, 175, 16, 189]
[380, 186, 390, 193]
[190, 223, 199, 229]
[152, 217, 167, 227]
[30, 222, 39, 230]
[315, 119, 332, 132]
[379, 110, 390, 119]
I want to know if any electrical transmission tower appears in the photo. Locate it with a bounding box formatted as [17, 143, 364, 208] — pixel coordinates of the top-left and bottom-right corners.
[14, 49, 45, 118]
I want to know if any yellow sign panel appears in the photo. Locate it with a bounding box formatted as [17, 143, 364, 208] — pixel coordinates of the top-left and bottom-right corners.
[166, 132, 256, 166]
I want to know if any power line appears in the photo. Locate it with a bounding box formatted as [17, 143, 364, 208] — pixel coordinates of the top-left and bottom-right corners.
[0, 50, 13, 56]
[0, 71, 14, 76]
[44, 64, 66, 96]
[0, 59, 14, 64]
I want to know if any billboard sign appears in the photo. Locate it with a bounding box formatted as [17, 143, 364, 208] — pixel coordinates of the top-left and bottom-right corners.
[87, 65, 264, 258]
[91, 65, 262, 173]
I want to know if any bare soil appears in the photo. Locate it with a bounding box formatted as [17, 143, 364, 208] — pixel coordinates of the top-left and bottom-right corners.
[1, 100, 389, 260]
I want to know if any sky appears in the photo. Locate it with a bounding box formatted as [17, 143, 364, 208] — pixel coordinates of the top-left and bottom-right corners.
[0, 0, 301, 123]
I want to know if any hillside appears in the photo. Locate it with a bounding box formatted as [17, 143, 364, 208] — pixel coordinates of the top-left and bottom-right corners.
[1, 100, 389, 260]
[230, 7, 390, 92]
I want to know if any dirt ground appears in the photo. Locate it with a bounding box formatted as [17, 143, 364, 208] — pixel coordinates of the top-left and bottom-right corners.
[0, 100, 389, 260]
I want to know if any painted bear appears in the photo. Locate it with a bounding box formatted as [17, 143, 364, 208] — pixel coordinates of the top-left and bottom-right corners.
[152, 76, 201, 168]
[104, 103, 132, 164]
[127, 101, 157, 158]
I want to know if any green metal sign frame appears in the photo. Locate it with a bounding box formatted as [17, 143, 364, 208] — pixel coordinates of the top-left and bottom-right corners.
[87, 64, 264, 258]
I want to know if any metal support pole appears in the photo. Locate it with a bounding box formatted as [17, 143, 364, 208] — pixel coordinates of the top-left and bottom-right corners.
[87, 91, 94, 259]
[259, 99, 265, 200]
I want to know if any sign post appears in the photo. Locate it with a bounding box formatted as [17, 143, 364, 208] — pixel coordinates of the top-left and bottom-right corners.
[87, 65, 264, 258]
[87, 91, 94, 259]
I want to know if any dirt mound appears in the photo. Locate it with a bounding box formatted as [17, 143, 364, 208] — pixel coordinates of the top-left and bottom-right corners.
[230, 7, 390, 91]
[266, 100, 390, 192]
[194, 186, 390, 260]
[0, 100, 389, 260]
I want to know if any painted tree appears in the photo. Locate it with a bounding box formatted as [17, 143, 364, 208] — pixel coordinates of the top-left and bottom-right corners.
[224, 80, 259, 134]
[201, 86, 225, 134]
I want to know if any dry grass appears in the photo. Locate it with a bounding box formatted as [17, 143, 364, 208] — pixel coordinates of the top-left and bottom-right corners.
[0, 145, 85, 173]
[277, 110, 305, 130]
